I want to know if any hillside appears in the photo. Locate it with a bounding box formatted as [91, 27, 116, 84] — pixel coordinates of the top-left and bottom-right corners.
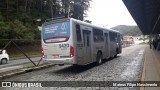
[111, 25, 142, 36]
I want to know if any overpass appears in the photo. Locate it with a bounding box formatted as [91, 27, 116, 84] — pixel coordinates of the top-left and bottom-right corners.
[123, 0, 160, 35]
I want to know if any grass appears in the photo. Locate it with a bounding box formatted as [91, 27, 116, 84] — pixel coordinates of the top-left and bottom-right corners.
[5, 45, 41, 59]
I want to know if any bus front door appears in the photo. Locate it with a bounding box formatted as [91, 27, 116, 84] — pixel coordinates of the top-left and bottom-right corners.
[83, 30, 91, 64]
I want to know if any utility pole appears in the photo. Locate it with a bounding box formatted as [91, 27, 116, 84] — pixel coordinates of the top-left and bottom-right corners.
[49, 0, 54, 18]
[6, 0, 8, 20]
[41, 0, 42, 23]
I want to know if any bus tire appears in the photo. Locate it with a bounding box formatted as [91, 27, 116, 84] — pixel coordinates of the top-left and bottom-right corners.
[114, 53, 117, 58]
[114, 49, 118, 58]
[96, 52, 102, 65]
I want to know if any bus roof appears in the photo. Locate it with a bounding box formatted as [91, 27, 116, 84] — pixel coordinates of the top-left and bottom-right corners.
[43, 17, 120, 34]
[70, 18, 120, 33]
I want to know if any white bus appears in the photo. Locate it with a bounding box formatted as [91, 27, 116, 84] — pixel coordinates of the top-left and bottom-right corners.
[41, 18, 122, 65]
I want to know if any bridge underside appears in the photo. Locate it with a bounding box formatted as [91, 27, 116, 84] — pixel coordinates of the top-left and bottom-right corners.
[123, 0, 160, 35]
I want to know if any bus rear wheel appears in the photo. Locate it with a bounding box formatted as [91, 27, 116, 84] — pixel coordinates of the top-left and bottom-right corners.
[96, 52, 102, 65]
[114, 49, 118, 58]
[114, 54, 117, 58]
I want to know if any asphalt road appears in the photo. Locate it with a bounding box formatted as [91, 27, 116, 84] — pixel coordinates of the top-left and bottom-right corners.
[1, 45, 146, 90]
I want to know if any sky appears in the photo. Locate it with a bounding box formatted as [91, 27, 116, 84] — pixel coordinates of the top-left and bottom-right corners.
[85, 0, 137, 28]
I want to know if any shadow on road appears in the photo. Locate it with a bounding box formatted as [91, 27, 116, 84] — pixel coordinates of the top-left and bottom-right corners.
[52, 56, 120, 75]
[54, 63, 96, 74]
[103, 56, 120, 62]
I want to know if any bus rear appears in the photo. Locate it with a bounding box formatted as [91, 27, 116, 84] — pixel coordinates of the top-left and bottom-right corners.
[41, 19, 76, 64]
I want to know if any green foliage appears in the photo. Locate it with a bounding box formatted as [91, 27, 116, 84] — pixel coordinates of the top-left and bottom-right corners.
[111, 25, 142, 36]
[0, 0, 91, 40]
[0, 15, 10, 39]
[0, 15, 35, 40]
[69, 0, 91, 20]
[85, 20, 92, 23]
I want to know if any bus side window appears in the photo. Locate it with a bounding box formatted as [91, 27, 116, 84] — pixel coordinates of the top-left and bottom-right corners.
[87, 35, 89, 46]
[109, 32, 113, 41]
[93, 28, 104, 42]
[76, 24, 82, 42]
[109, 32, 117, 42]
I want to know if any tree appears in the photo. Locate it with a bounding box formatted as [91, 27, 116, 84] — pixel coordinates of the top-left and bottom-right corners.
[84, 20, 92, 23]
[69, 0, 91, 20]
[0, 0, 91, 39]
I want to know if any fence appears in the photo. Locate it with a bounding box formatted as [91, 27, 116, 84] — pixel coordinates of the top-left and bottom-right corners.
[0, 39, 42, 66]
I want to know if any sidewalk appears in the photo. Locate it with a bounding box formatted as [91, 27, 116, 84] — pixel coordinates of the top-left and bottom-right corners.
[141, 45, 160, 90]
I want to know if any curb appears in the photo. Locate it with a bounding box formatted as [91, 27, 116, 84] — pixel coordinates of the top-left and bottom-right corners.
[140, 48, 146, 90]
[0, 63, 55, 80]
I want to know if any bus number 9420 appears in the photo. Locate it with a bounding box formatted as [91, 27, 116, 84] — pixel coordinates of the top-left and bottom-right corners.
[59, 44, 69, 48]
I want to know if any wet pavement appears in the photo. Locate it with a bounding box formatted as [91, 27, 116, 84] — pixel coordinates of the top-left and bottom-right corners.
[0, 45, 146, 90]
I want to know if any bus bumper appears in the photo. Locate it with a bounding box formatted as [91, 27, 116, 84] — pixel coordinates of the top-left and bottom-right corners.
[42, 57, 77, 64]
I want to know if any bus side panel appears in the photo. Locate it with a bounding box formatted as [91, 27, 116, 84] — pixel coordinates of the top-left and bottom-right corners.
[109, 41, 114, 57]
[71, 21, 85, 65]
[93, 42, 105, 61]
[69, 19, 77, 64]
[78, 24, 93, 65]
[109, 32, 113, 57]
[104, 31, 110, 58]
[118, 34, 122, 54]
[92, 28, 105, 62]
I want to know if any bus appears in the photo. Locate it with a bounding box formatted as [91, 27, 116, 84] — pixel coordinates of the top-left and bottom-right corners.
[41, 18, 122, 65]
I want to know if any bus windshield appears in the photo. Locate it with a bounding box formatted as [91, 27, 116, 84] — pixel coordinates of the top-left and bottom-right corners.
[42, 21, 70, 43]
